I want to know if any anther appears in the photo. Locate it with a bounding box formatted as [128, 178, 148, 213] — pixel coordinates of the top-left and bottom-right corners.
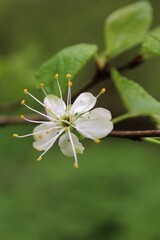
[68, 81, 73, 87]
[37, 156, 42, 161]
[21, 100, 25, 105]
[34, 147, 40, 151]
[66, 73, 71, 79]
[100, 88, 106, 94]
[20, 115, 24, 119]
[94, 139, 101, 144]
[55, 73, 59, 79]
[74, 163, 79, 169]
[23, 89, 28, 94]
[13, 134, 19, 138]
[40, 83, 44, 88]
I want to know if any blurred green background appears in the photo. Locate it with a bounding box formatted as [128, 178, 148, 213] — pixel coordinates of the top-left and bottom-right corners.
[0, 0, 160, 239]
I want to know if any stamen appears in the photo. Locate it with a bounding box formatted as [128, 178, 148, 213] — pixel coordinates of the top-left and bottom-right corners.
[68, 128, 79, 169]
[40, 83, 54, 106]
[68, 81, 72, 87]
[66, 74, 72, 106]
[22, 101, 56, 121]
[55, 74, 59, 79]
[40, 83, 61, 119]
[13, 126, 61, 138]
[94, 139, 101, 144]
[36, 129, 64, 161]
[73, 87, 106, 121]
[13, 134, 19, 138]
[74, 163, 79, 169]
[23, 88, 45, 107]
[96, 88, 106, 98]
[66, 74, 71, 79]
[101, 88, 106, 94]
[21, 100, 25, 105]
[20, 115, 55, 124]
[24, 89, 28, 94]
[40, 83, 44, 88]
[54, 73, 63, 101]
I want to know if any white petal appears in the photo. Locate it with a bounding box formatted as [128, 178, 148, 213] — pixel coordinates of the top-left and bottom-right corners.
[44, 94, 66, 117]
[33, 123, 60, 151]
[59, 131, 84, 157]
[75, 107, 113, 139]
[70, 92, 96, 114]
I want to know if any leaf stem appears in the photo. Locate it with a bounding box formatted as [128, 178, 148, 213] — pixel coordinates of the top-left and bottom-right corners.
[143, 137, 160, 145]
[112, 113, 135, 124]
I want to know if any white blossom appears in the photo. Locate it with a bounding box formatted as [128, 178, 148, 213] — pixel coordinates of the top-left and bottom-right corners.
[13, 74, 113, 168]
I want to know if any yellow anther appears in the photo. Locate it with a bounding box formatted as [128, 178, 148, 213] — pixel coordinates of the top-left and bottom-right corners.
[66, 73, 71, 79]
[23, 89, 28, 94]
[34, 147, 40, 151]
[94, 139, 101, 144]
[37, 156, 42, 161]
[100, 88, 106, 94]
[68, 81, 73, 87]
[74, 163, 79, 169]
[21, 100, 25, 105]
[55, 73, 59, 79]
[40, 83, 44, 88]
[13, 134, 19, 138]
[20, 115, 24, 119]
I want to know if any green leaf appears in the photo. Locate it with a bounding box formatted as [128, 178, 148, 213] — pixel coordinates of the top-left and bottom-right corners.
[140, 27, 160, 58]
[36, 43, 98, 94]
[112, 69, 160, 116]
[152, 115, 160, 129]
[105, 1, 152, 58]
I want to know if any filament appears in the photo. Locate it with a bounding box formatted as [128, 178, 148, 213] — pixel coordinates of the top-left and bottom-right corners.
[13, 126, 62, 138]
[23, 102, 56, 121]
[40, 84, 64, 119]
[24, 89, 45, 107]
[21, 115, 54, 124]
[68, 128, 79, 168]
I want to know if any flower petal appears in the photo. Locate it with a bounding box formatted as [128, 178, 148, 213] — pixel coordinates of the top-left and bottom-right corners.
[44, 94, 66, 117]
[59, 131, 84, 157]
[71, 92, 96, 114]
[75, 107, 113, 139]
[33, 123, 60, 151]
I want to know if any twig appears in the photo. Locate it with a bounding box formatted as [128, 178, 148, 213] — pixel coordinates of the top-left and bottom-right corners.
[0, 115, 45, 126]
[72, 55, 144, 100]
[110, 130, 160, 140]
[1, 115, 160, 141]
[0, 54, 144, 125]
[0, 55, 143, 111]
[0, 101, 20, 112]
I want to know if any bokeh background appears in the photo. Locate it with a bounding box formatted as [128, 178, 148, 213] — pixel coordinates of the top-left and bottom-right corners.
[0, 0, 160, 239]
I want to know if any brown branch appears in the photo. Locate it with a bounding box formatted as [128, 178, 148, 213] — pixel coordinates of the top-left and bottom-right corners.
[110, 130, 160, 140]
[0, 115, 45, 126]
[0, 55, 143, 111]
[0, 101, 20, 112]
[1, 115, 160, 140]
